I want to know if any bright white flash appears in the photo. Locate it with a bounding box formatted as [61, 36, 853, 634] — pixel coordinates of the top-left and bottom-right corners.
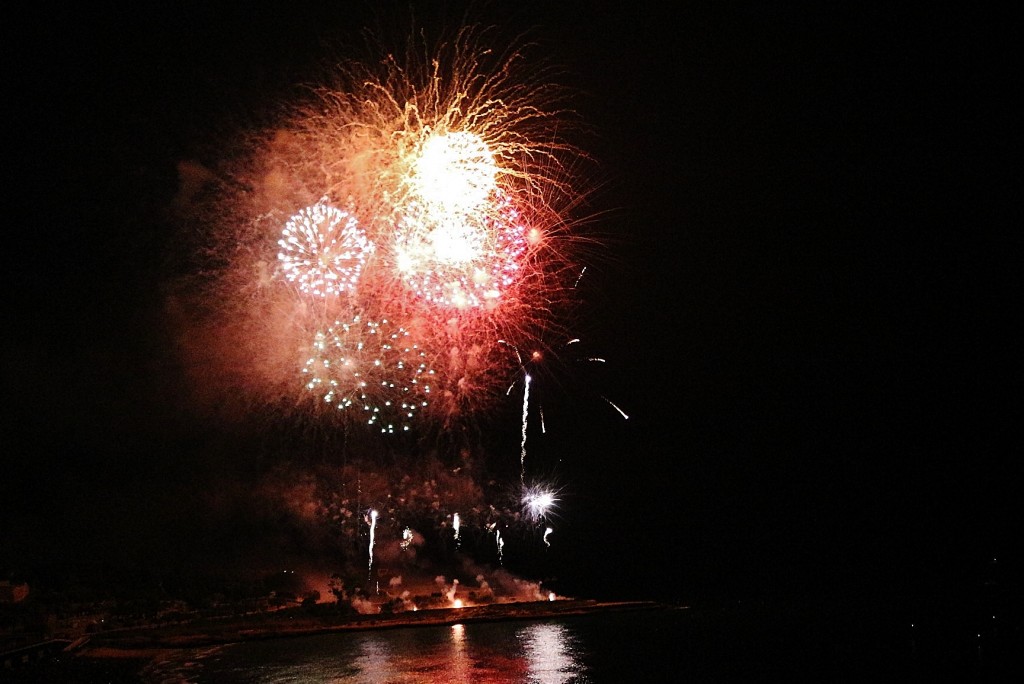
[412, 132, 498, 214]
[522, 484, 558, 521]
[428, 216, 485, 264]
[543, 526, 553, 547]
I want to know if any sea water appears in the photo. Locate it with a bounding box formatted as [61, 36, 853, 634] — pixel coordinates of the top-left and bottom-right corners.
[136, 601, 1016, 682]
[143, 608, 690, 683]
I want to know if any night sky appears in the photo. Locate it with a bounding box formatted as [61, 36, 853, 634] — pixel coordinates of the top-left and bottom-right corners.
[4, 1, 1021, 610]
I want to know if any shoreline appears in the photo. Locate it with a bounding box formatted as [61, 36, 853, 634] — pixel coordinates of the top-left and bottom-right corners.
[79, 598, 677, 653]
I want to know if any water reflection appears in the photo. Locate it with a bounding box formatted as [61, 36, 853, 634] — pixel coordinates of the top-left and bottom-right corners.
[352, 633, 399, 683]
[518, 622, 581, 683]
[448, 623, 471, 682]
[147, 618, 589, 683]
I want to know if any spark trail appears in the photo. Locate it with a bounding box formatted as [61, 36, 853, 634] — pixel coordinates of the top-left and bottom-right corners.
[601, 396, 630, 420]
[520, 373, 531, 483]
[367, 509, 378, 574]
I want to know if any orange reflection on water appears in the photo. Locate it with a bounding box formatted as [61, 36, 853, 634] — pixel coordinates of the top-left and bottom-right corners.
[448, 623, 470, 682]
[178, 618, 585, 682]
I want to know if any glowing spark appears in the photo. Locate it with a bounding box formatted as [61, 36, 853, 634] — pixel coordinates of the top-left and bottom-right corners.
[574, 266, 587, 288]
[499, 339, 523, 365]
[543, 526, 553, 547]
[453, 512, 461, 545]
[496, 527, 504, 563]
[367, 509, 378, 572]
[401, 526, 413, 550]
[410, 132, 498, 215]
[601, 395, 629, 420]
[277, 203, 373, 296]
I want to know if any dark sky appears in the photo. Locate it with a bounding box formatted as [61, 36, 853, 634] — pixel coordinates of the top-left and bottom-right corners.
[3, 2, 1021, 606]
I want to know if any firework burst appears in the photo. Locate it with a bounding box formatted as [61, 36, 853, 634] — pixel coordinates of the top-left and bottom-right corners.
[302, 316, 434, 433]
[168, 16, 604, 463]
[278, 201, 374, 297]
[520, 482, 560, 523]
[393, 189, 530, 309]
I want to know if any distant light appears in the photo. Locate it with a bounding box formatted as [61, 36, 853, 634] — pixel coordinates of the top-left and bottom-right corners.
[548, 592, 556, 602]
[453, 599, 464, 608]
